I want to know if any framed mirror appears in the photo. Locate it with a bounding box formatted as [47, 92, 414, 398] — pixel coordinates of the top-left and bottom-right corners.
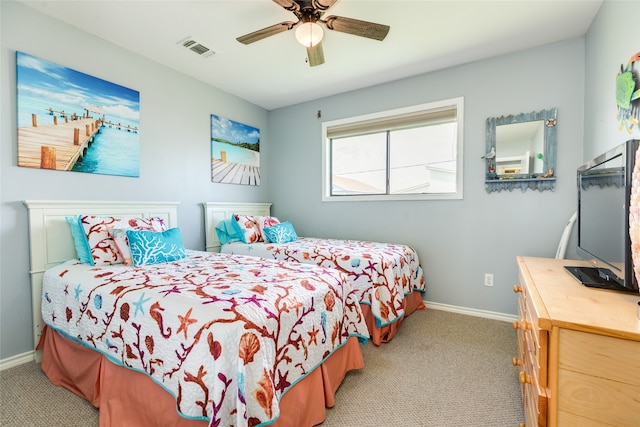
[485, 108, 557, 193]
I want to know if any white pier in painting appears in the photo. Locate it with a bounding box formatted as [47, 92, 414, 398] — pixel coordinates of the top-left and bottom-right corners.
[211, 159, 260, 186]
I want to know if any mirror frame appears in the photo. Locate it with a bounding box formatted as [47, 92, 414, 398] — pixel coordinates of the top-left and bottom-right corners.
[485, 108, 557, 193]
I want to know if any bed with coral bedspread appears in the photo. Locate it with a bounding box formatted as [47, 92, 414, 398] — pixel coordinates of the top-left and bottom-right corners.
[203, 202, 426, 345]
[25, 200, 369, 427]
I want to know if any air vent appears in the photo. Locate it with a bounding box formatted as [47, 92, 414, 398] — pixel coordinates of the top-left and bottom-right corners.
[177, 37, 215, 58]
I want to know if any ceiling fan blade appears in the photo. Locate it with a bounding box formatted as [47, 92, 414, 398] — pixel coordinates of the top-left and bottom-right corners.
[306, 42, 325, 67]
[323, 15, 390, 41]
[236, 21, 296, 45]
[273, 0, 300, 13]
[312, 0, 338, 12]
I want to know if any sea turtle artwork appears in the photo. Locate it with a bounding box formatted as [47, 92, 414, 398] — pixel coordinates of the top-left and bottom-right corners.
[616, 51, 640, 133]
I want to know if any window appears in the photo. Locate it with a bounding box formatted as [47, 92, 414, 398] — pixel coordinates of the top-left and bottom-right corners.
[322, 97, 463, 201]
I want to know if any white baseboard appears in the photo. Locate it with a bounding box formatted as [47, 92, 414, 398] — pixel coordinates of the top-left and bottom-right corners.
[424, 301, 517, 323]
[0, 351, 35, 371]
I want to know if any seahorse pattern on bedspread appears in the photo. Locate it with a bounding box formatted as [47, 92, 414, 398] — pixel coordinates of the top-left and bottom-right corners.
[41, 250, 369, 427]
[222, 237, 426, 327]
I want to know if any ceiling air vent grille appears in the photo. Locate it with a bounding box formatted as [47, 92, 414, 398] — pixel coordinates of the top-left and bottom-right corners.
[178, 37, 215, 58]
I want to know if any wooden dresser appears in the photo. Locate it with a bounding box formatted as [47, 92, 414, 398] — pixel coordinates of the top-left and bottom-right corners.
[514, 256, 640, 427]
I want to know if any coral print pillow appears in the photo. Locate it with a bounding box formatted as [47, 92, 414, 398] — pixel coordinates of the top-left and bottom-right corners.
[232, 214, 263, 243]
[263, 221, 298, 244]
[109, 226, 159, 265]
[126, 227, 187, 266]
[257, 216, 280, 242]
[80, 215, 166, 266]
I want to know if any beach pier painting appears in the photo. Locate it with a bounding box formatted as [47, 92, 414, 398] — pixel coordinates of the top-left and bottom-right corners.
[211, 114, 260, 186]
[17, 51, 140, 177]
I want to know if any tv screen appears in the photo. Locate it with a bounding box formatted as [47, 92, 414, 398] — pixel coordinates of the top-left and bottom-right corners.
[566, 139, 640, 293]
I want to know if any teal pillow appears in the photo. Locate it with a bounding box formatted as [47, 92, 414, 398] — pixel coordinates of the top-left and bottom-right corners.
[126, 227, 187, 266]
[65, 215, 93, 264]
[215, 218, 242, 245]
[263, 221, 298, 244]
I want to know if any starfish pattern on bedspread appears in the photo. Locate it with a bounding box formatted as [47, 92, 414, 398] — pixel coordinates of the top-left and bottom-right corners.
[42, 250, 369, 427]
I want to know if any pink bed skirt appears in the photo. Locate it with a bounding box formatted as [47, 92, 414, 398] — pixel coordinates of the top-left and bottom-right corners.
[362, 290, 425, 345]
[39, 327, 364, 427]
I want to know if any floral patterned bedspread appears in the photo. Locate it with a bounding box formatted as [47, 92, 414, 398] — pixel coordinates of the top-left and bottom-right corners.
[222, 238, 425, 328]
[42, 250, 368, 427]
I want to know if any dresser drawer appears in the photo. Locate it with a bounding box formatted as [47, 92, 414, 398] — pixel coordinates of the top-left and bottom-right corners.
[521, 348, 548, 427]
[559, 329, 640, 385]
[523, 285, 548, 386]
[522, 379, 548, 427]
[514, 280, 549, 427]
[514, 287, 526, 358]
[513, 290, 527, 401]
[557, 369, 640, 426]
[557, 329, 640, 426]
[514, 284, 548, 387]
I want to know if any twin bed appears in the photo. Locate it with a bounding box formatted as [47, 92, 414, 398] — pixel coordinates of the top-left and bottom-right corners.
[26, 200, 426, 427]
[26, 200, 369, 427]
[203, 202, 426, 345]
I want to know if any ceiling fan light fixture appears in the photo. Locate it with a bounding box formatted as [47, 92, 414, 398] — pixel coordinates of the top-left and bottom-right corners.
[295, 22, 323, 47]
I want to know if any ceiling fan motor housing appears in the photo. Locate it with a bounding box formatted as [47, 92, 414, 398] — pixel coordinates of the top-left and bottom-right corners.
[236, 0, 390, 67]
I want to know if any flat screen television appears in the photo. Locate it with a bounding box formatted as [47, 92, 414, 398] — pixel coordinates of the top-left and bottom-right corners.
[565, 139, 640, 294]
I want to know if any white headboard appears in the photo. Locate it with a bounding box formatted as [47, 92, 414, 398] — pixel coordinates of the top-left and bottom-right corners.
[202, 202, 271, 252]
[23, 200, 179, 360]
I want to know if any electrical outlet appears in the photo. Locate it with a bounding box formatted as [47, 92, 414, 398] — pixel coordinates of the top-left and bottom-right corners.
[484, 273, 494, 287]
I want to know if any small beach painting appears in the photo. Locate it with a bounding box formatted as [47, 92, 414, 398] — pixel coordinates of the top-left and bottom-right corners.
[211, 114, 260, 186]
[17, 51, 140, 177]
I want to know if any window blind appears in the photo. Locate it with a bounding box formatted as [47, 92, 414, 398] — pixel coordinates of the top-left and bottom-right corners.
[326, 105, 457, 139]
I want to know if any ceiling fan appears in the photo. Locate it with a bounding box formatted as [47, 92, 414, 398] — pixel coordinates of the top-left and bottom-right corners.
[236, 0, 390, 67]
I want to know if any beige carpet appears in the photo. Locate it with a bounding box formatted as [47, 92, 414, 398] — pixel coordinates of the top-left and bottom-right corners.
[1, 309, 524, 426]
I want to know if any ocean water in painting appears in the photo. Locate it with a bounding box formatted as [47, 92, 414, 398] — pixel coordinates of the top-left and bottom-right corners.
[211, 140, 260, 166]
[71, 125, 139, 176]
[210, 114, 260, 167]
[16, 51, 140, 177]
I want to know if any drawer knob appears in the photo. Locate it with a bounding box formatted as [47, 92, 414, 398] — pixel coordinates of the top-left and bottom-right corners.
[513, 284, 523, 293]
[512, 357, 522, 366]
[519, 371, 531, 384]
[512, 321, 520, 330]
[520, 320, 532, 331]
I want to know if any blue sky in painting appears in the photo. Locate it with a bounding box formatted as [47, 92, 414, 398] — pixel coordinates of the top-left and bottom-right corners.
[16, 51, 139, 123]
[211, 114, 260, 147]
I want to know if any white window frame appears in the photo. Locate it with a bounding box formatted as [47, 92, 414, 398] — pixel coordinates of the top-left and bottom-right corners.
[321, 97, 464, 202]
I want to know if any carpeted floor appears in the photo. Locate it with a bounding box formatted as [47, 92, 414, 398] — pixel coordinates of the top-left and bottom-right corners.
[0, 309, 525, 426]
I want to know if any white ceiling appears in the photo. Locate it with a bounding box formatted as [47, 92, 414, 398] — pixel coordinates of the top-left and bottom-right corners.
[19, 0, 603, 110]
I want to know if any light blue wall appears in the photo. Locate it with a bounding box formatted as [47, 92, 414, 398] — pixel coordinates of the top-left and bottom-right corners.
[267, 39, 585, 317]
[584, 0, 640, 159]
[1, 1, 635, 362]
[0, 2, 270, 360]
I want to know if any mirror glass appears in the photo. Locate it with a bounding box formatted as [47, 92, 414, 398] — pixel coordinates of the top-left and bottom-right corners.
[495, 121, 544, 175]
[485, 108, 557, 193]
